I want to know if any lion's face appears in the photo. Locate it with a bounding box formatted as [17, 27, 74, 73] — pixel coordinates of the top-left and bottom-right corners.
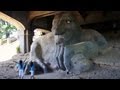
[51, 11, 83, 44]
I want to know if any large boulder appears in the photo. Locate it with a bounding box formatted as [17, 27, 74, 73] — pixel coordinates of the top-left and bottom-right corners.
[64, 41, 99, 74]
[25, 11, 108, 74]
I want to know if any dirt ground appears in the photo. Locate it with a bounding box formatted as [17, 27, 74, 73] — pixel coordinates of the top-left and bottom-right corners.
[0, 39, 120, 79]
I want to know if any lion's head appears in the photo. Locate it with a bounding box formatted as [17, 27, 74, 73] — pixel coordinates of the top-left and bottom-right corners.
[51, 11, 84, 45]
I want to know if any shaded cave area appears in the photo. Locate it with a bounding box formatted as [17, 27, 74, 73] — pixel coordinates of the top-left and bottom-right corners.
[28, 12, 120, 76]
[1, 11, 120, 79]
[31, 15, 54, 32]
[30, 13, 120, 43]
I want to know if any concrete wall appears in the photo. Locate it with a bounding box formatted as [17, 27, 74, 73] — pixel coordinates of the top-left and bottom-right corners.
[31, 15, 54, 31]
[2, 11, 120, 54]
[83, 11, 120, 24]
[7, 11, 29, 53]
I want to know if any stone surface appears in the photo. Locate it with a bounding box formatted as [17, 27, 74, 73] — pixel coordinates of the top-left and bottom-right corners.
[70, 54, 93, 74]
[93, 46, 120, 67]
[0, 45, 120, 79]
[27, 11, 108, 74]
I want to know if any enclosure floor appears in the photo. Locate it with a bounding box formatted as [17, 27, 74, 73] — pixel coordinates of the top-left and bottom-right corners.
[0, 40, 120, 79]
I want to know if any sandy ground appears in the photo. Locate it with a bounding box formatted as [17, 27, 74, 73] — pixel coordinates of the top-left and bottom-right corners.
[0, 39, 120, 79]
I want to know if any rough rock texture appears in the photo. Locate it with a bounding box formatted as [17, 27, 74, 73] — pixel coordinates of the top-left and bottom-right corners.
[0, 39, 119, 79]
[26, 11, 108, 74]
[70, 54, 93, 74]
[30, 32, 57, 68]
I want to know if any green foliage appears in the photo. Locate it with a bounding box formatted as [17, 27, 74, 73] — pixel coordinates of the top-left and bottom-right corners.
[0, 19, 17, 39]
[0, 30, 4, 39]
[16, 45, 21, 53]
